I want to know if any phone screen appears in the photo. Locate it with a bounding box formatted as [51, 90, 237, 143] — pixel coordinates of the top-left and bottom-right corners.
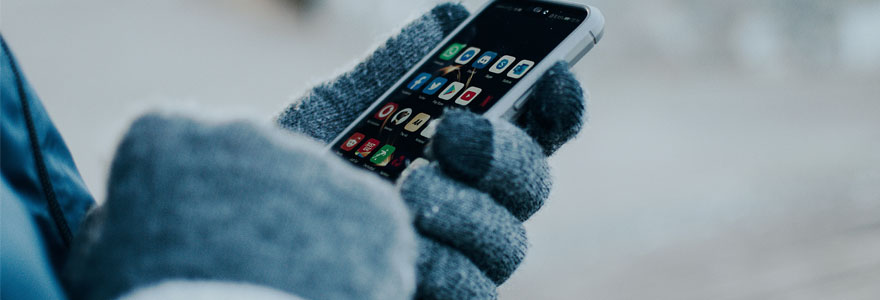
[332, 1, 588, 180]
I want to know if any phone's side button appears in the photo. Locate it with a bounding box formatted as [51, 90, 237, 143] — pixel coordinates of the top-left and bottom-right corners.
[513, 96, 529, 110]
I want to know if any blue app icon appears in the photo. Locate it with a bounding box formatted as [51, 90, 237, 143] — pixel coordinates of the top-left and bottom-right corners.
[422, 77, 448, 95]
[407, 73, 432, 90]
[454, 47, 481, 64]
[490, 55, 516, 74]
[472, 51, 497, 69]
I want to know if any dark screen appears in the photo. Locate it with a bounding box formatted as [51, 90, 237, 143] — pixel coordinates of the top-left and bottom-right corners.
[332, 1, 588, 181]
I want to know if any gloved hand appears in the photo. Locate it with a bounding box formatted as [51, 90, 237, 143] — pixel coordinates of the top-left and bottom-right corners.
[277, 3, 587, 299]
[62, 114, 418, 300]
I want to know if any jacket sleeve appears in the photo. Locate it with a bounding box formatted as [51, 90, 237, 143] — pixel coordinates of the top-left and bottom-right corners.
[1, 34, 95, 277]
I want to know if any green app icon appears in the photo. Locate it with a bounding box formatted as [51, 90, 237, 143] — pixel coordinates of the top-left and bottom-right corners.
[370, 144, 396, 166]
[438, 43, 465, 60]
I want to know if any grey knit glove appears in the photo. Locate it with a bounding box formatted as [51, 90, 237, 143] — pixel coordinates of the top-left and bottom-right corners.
[62, 114, 417, 300]
[277, 3, 586, 299]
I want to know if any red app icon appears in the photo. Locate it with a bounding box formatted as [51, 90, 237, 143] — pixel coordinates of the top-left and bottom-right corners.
[340, 132, 365, 151]
[355, 138, 381, 158]
[374, 102, 398, 120]
[455, 87, 482, 105]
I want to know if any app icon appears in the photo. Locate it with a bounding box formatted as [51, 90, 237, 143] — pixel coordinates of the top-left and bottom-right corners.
[489, 55, 516, 74]
[507, 60, 534, 79]
[472, 51, 497, 69]
[454, 47, 481, 64]
[340, 132, 365, 151]
[370, 144, 396, 165]
[420, 120, 438, 138]
[407, 73, 432, 90]
[405, 113, 431, 132]
[374, 102, 398, 120]
[438, 43, 465, 60]
[390, 108, 412, 125]
[437, 81, 464, 100]
[355, 138, 380, 158]
[422, 77, 448, 95]
[455, 86, 482, 105]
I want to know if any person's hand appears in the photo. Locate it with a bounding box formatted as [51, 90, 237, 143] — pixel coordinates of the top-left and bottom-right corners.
[63, 113, 418, 300]
[278, 3, 587, 299]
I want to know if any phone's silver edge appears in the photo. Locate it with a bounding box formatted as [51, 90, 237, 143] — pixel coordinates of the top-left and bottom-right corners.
[324, 1, 492, 151]
[487, 4, 604, 120]
[325, 1, 605, 154]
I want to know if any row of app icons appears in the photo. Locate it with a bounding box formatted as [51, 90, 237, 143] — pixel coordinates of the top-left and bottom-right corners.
[339, 104, 438, 165]
[339, 125, 434, 167]
[438, 43, 534, 79]
[406, 74, 484, 106]
[372, 102, 437, 136]
[340, 134, 398, 166]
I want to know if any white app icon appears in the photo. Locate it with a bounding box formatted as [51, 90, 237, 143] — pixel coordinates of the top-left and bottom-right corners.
[489, 55, 516, 74]
[437, 81, 464, 100]
[455, 86, 482, 106]
[454, 47, 481, 64]
[506, 60, 534, 79]
[405, 113, 431, 132]
[390, 108, 413, 125]
[420, 120, 438, 138]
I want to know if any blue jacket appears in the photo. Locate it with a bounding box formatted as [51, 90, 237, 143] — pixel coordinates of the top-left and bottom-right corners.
[1, 34, 95, 300]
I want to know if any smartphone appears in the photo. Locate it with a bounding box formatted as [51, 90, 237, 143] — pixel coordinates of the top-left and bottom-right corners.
[328, 0, 604, 181]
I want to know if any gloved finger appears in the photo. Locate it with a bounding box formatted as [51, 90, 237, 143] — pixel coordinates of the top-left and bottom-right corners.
[415, 237, 497, 300]
[516, 61, 586, 156]
[401, 164, 527, 284]
[277, 3, 469, 143]
[428, 109, 550, 221]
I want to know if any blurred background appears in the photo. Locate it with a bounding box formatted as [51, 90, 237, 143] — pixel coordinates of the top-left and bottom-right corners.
[3, 0, 879, 298]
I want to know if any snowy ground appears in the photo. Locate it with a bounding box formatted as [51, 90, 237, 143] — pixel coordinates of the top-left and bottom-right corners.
[3, 0, 879, 299]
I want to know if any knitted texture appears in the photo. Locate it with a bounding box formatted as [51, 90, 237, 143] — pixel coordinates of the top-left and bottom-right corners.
[516, 63, 587, 156]
[275, 3, 587, 299]
[401, 164, 527, 284]
[277, 3, 470, 144]
[429, 109, 494, 184]
[62, 113, 417, 300]
[415, 237, 497, 300]
[430, 110, 550, 221]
